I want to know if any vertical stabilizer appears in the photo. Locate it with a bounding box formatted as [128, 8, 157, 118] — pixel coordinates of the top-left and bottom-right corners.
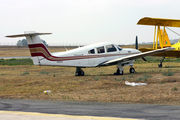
[6, 32, 52, 65]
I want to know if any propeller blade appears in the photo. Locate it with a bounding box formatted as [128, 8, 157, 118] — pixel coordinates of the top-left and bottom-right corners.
[135, 36, 138, 49]
[142, 57, 147, 62]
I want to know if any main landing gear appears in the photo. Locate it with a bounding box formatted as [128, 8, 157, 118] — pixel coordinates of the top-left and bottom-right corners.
[114, 64, 135, 75]
[158, 57, 165, 68]
[75, 67, 85, 76]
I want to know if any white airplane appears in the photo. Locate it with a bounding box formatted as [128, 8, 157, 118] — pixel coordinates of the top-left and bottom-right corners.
[6, 31, 174, 76]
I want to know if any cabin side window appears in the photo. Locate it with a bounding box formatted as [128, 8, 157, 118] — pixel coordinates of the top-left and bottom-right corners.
[106, 44, 117, 52]
[97, 46, 105, 54]
[88, 49, 95, 54]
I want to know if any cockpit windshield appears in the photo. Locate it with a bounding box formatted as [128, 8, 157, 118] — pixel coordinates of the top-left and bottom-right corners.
[115, 45, 122, 51]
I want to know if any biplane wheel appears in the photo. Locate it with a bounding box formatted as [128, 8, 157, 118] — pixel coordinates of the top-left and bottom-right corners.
[129, 68, 135, 73]
[158, 63, 162, 68]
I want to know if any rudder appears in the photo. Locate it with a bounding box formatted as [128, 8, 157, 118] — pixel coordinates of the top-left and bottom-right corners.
[6, 31, 52, 65]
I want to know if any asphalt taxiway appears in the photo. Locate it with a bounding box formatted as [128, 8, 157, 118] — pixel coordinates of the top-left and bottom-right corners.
[0, 56, 31, 59]
[0, 99, 180, 120]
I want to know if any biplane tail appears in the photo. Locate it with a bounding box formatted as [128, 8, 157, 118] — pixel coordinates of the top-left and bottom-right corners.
[160, 29, 171, 48]
[6, 31, 52, 65]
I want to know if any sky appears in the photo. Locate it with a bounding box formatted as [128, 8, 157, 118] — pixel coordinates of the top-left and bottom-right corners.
[1, 0, 180, 46]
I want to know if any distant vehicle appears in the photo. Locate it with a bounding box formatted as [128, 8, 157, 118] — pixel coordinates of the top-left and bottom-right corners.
[137, 17, 180, 67]
[6, 31, 173, 76]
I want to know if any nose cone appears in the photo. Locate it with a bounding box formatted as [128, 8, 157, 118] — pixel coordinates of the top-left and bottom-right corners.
[129, 48, 141, 54]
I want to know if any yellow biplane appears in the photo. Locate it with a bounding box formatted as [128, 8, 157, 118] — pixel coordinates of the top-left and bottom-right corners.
[137, 17, 180, 67]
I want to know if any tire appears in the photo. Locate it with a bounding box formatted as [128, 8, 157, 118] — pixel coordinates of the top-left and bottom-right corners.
[119, 71, 123, 75]
[78, 71, 81, 76]
[129, 68, 135, 73]
[78, 70, 84, 76]
[81, 71, 85, 76]
[158, 64, 162, 68]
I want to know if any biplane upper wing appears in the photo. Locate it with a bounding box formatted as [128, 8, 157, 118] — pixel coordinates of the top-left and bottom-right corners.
[137, 17, 180, 27]
[102, 47, 174, 66]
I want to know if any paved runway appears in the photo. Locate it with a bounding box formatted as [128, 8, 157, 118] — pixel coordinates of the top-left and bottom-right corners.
[0, 99, 180, 120]
[0, 56, 31, 59]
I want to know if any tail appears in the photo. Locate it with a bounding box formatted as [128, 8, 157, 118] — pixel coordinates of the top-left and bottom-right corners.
[160, 29, 171, 48]
[6, 31, 52, 65]
[171, 39, 180, 50]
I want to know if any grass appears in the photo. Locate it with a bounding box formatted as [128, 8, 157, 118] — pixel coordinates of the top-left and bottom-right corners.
[39, 71, 50, 74]
[0, 62, 180, 105]
[21, 71, 29, 76]
[162, 69, 174, 76]
[93, 77, 99, 81]
[143, 74, 152, 81]
[136, 74, 152, 81]
[0, 58, 33, 65]
[173, 87, 178, 91]
[1, 46, 180, 105]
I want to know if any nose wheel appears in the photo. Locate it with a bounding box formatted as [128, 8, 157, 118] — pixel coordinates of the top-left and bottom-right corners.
[129, 67, 135, 73]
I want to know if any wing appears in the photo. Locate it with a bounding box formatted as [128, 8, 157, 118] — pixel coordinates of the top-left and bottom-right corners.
[102, 47, 174, 66]
[137, 17, 180, 27]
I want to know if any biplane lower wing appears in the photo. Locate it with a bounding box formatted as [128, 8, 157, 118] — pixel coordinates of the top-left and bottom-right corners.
[139, 48, 180, 57]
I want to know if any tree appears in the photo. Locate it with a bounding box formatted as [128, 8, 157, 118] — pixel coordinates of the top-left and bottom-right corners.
[16, 39, 48, 46]
[17, 40, 22, 46]
[21, 39, 28, 46]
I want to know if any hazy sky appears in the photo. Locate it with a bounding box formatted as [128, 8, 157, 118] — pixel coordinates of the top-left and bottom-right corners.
[1, 0, 180, 45]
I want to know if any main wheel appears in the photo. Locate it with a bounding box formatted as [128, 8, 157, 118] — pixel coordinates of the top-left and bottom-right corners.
[119, 70, 123, 75]
[81, 70, 85, 76]
[129, 68, 135, 73]
[78, 70, 85, 76]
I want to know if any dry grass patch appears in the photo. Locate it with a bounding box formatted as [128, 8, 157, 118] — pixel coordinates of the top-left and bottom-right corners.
[0, 62, 180, 105]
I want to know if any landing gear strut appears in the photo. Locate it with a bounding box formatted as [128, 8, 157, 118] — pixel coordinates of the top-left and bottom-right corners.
[75, 67, 84, 76]
[115, 68, 123, 75]
[158, 57, 165, 68]
[114, 63, 136, 75]
[114, 63, 124, 75]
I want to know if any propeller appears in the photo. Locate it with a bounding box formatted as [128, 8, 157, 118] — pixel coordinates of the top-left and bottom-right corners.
[135, 36, 138, 49]
[135, 36, 147, 62]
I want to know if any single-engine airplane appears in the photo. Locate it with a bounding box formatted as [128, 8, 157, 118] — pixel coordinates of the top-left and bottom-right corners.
[6, 31, 174, 76]
[137, 17, 180, 67]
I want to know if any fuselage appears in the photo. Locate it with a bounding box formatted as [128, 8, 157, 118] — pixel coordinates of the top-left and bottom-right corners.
[37, 42, 141, 67]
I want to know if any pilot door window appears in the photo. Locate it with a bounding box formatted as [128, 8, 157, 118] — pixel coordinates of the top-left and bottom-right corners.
[88, 49, 95, 54]
[97, 46, 105, 54]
